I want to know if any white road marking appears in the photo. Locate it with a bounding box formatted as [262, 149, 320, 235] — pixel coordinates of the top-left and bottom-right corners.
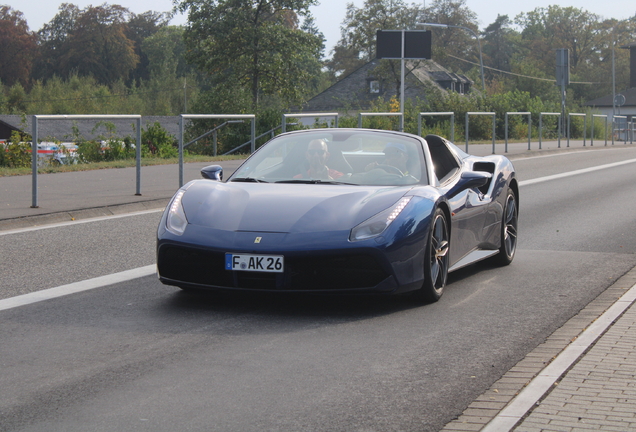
[519, 158, 636, 186]
[0, 208, 163, 236]
[0, 265, 156, 312]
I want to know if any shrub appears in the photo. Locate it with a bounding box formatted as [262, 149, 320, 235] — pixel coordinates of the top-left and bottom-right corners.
[142, 122, 177, 158]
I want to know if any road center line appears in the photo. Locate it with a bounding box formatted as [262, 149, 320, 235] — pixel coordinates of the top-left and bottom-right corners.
[519, 158, 636, 186]
[0, 265, 156, 312]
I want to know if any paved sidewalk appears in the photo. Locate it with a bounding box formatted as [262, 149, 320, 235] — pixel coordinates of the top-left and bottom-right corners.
[516, 299, 636, 431]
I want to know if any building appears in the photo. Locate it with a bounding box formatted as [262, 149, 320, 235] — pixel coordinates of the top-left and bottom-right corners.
[586, 42, 636, 136]
[300, 59, 473, 114]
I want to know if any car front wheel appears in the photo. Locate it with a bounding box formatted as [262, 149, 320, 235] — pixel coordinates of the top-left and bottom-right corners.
[415, 208, 449, 303]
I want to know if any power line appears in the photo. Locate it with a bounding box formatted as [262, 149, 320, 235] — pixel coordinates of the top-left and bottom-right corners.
[447, 54, 601, 85]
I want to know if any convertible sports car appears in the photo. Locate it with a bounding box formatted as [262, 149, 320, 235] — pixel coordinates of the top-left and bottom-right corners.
[157, 128, 518, 302]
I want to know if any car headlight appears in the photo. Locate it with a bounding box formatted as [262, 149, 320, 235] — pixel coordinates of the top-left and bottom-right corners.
[166, 189, 188, 235]
[350, 197, 412, 241]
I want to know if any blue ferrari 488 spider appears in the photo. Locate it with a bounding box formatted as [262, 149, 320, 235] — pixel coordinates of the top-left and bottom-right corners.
[157, 128, 518, 302]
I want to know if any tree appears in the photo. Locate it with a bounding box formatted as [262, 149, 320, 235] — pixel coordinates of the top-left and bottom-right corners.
[126, 10, 171, 83]
[421, 0, 479, 76]
[0, 6, 38, 87]
[36, 4, 139, 84]
[35, 4, 83, 81]
[515, 6, 601, 73]
[326, 0, 424, 78]
[62, 4, 139, 84]
[179, 0, 323, 111]
[481, 15, 517, 75]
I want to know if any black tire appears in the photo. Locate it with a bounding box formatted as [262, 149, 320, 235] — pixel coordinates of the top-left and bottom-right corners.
[490, 188, 518, 266]
[414, 208, 449, 303]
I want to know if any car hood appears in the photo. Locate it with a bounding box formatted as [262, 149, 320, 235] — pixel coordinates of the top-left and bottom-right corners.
[182, 180, 414, 233]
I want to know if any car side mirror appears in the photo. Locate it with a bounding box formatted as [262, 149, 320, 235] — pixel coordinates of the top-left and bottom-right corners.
[448, 171, 491, 197]
[201, 165, 223, 181]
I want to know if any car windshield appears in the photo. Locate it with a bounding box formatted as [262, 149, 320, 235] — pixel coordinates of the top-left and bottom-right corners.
[229, 130, 428, 186]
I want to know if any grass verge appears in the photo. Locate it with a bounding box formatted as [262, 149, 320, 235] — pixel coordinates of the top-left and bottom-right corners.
[0, 154, 246, 177]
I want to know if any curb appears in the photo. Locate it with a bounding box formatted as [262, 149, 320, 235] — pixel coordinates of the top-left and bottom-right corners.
[441, 266, 636, 431]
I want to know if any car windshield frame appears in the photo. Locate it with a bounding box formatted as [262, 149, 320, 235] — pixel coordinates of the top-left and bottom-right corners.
[228, 130, 429, 187]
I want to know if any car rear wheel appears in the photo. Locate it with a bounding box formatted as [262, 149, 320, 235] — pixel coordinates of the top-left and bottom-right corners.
[490, 188, 518, 266]
[415, 208, 449, 303]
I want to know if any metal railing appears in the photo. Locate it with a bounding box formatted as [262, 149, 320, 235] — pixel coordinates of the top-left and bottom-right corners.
[179, 114, 255, 187]
[567, 113, 587, 147]
[539, 113, 561, 149]
[590, 115, 608, 147]
[505, 112, 531, 152]
[612, 116, 634, 144]
[282, 113, 339, 133]
[184, 120, 245, 156]
[224, 124, 300, 156]
[30, 115, 142, 209]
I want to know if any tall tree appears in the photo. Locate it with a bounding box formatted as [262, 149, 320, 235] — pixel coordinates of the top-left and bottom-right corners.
[422, 0, 479, 76]
[0, 6, 37, 87]
[515, 6, 601, 72]
[126, 11, 171, 83]
[34, 3, 81, 81]
[179, 0, 323, 111]
[61, 4, 139, 84]
[36, 4, 139, 84]
[481, 15, 518, 75]
[326, 0, 424, 78]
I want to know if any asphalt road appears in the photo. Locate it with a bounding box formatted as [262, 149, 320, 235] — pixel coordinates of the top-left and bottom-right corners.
[1, 146, 636, 431]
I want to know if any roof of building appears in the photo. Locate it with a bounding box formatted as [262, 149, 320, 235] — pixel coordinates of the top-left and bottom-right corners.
[300, 59, 473, 113]
[586, 87, 636, 108]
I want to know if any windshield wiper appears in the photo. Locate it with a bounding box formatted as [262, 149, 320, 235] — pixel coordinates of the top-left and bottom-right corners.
[231, 177, 268, 183]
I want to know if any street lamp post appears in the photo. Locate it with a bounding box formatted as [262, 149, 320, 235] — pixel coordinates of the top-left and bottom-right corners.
[417, 22, 485, 91]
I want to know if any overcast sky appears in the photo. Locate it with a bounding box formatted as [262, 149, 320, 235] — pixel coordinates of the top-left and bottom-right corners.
[10, 0, 636, 55]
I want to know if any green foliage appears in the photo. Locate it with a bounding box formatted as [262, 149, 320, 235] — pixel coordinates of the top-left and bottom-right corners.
[179, 0, 324, 111]
[142, 122, 178, 158]
[0, 6, 38, 87]
[0, 130, 31, 168]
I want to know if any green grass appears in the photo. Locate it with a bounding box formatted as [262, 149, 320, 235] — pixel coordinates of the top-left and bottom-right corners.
[0, 154, 247, 177]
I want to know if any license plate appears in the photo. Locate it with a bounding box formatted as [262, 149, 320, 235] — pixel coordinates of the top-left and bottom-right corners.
[225, 253, 284, 273]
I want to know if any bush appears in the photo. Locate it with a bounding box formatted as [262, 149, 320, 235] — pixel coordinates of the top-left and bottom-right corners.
[142, 122, 178, 158]
[0, 131, 31, 168]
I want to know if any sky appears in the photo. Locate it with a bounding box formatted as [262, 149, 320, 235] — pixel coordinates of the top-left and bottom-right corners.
[9, 0, 636, 56]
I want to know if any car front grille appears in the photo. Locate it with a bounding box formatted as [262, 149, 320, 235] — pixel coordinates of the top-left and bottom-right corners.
[157, 245, 389, 291]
